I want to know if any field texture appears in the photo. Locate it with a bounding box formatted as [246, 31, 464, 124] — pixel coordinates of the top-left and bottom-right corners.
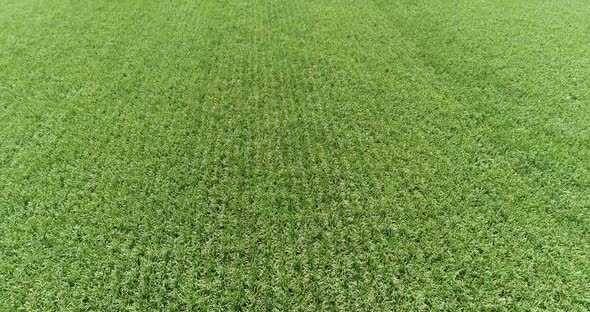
[1, 0, 590, 310]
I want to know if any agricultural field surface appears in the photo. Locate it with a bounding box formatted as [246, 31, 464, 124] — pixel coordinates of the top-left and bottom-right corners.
[1, 0, 589, 310]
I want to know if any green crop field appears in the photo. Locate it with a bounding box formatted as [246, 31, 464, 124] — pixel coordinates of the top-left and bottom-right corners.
[1, 0, 589, 310]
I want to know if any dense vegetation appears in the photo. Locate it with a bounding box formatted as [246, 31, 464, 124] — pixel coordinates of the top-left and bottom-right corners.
[1, 0, 589, 310]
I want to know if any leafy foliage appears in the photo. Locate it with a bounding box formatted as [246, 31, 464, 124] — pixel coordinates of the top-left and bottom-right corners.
[1, 0, 589, 310]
